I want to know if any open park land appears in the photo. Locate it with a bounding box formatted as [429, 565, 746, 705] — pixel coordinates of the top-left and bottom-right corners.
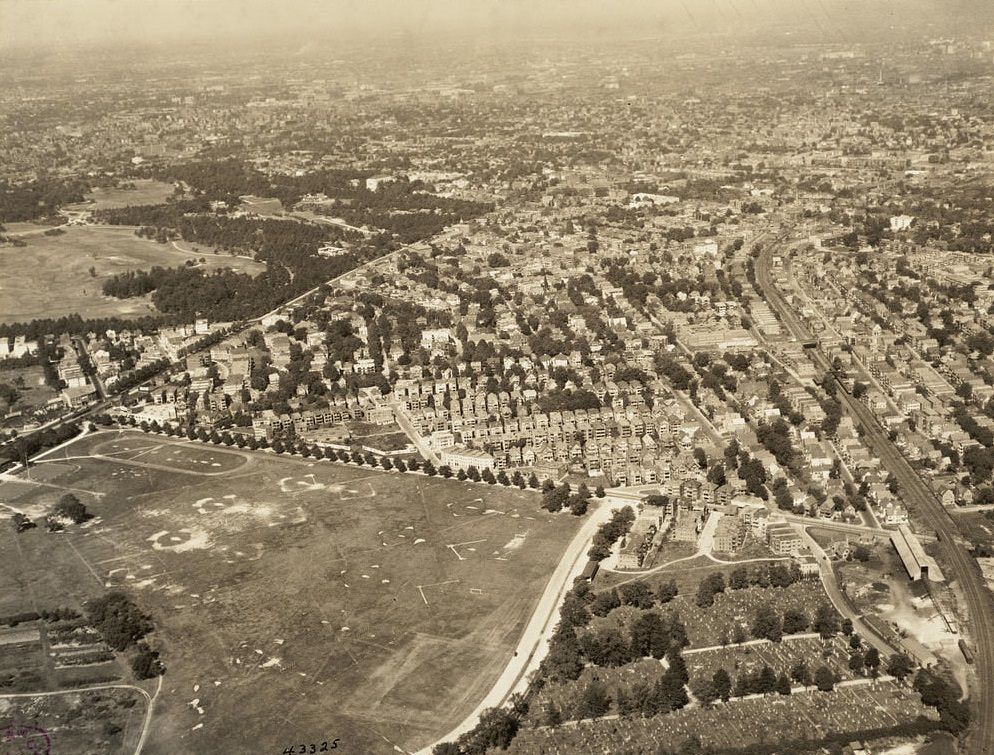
[0, 430, 581, 754]
[0, 223, 265, 324]
[66, 180, 178, 212]
[0, 364, 58, 416]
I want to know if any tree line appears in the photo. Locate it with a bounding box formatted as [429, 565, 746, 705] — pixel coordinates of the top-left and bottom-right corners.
[0, 313, 166, 341]
[0, 176, 90, 222]
[86, 591, 164, 680]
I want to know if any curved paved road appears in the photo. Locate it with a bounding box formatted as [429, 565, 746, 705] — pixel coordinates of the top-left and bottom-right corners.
[798, 527, 910, 662]
[416, 500, 618, 754]
[756, 241, 994, 755]
[0, 676, 161, 755]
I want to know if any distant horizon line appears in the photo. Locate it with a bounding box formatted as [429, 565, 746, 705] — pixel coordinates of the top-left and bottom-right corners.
[0, 24, 978, 62]
[3, 0, 992, 59]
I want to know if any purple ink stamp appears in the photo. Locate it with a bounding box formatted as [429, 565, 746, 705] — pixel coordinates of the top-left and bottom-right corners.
[1, 723, 51, 755]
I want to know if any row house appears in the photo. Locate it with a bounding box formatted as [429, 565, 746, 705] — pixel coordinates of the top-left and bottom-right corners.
[439, 445, 494, 472]
[410, 411, 451, 436]
[614, 463, 672, 487]
[802, 439, 836, 481]
[584, 437, 662, 468]
[894, 387, 922, 414]
[737, 501, 773, 536]
[713, 516, 746, 553]
[190, 376, 214, 394]
[0, 335, 38, 359]
[253, 411, 295, 439]
[393, 377, 459, 402]
[151, 387, 181, 405]
[221, 374, 247, 399]
[522, 441, 571, 467]
[767, 523, 803, 555]
[206, 390, 228, 413]
[782, 384, 827, 425]
[57, 356, 86, 389]
[253, 400, 364, 439]
[294, 402, 358, 431]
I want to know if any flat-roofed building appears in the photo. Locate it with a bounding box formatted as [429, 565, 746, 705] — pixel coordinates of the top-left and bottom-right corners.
[440, 445, 495, 472]
[767, 523, 802, 555]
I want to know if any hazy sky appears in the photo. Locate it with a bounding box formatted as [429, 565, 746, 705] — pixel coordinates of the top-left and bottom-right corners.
[2, 0, 992, 53]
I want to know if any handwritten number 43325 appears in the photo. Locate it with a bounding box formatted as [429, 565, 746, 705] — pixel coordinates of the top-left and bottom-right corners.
[283, 741, 340, 754]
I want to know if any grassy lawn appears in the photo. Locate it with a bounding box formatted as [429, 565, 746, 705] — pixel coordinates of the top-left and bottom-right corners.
[0, 365, 58, 421]
[952, 510, 994, 552]
[65, 180, 177, 211]
[808, 526, 853, 549]
[86, 435, 250, 475]
[716, 538, 781, 560]
[596, 556, 732, 595]
[239, 196, 285, 215]
[640, 540, 697, 568]
[0, 224, 265, 323]
[359, 432, 414, 453]
[0, 430, 581, 754]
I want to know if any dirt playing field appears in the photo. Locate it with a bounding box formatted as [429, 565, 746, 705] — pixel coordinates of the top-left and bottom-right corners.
[0, 224, 265, 323]
[0, 430, 581, 754]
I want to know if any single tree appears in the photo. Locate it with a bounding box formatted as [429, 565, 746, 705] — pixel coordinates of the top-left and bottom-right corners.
[53, 493, 89, 524]
[691, 678, 718, 707]
[814, 665, 836, 692]
[782, 607, 808, 635]
[574, 679, 611, 720]
[886, 653, 915, 682]
[775, 673, 792, 696]
[864, 647, 881, 677]
[813, 604, 840, 639]
[849, 650, 865, 675]
[590, 589, 621, 617]
[11, 513, 35, 533]
[712, 668, 732, 701]
[131, 641, 165, 679]
[755, 665, 777, 694]
[657, 579, 679, 604]
[790, 660, 811, 686]
[729, 566, 749, 590]
[619, 582, 654, 609]
[569, 495, 589, 516]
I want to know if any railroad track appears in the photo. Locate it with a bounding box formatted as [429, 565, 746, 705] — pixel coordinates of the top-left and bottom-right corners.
[754, 241, 994, 754]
